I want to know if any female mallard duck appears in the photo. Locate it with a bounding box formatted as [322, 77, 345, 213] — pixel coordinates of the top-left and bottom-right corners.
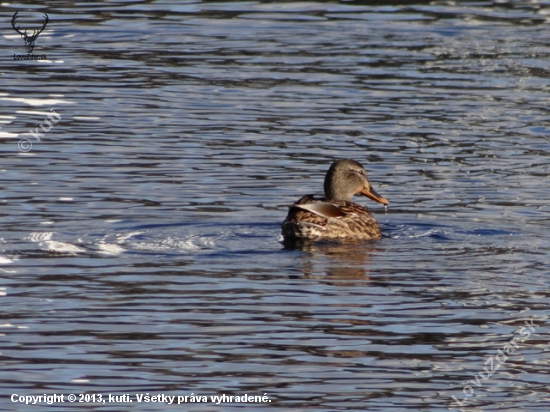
[282, 159, 389, 242]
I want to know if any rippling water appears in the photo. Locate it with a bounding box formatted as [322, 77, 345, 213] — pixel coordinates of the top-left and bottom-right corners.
[1, 1, 550, 411]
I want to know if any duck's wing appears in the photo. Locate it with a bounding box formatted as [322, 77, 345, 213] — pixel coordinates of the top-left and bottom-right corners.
[283, 199, 380, 241]
[292, 201, 347, 218]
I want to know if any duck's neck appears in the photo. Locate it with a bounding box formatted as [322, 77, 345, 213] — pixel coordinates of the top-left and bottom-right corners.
[324, 182, 353, 202]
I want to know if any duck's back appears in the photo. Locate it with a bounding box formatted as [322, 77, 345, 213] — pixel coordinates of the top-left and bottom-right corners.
[282, 196, 382, 241]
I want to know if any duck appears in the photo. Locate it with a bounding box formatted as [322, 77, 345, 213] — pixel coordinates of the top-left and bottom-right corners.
[282, 159, 389, 242]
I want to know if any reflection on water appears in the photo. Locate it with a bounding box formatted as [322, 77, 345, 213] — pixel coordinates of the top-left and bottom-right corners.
[1, 1, 550, 411]
[285, 240, 380, 282]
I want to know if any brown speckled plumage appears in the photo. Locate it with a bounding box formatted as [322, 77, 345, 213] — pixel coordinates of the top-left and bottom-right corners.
[282, 159, 389, 242]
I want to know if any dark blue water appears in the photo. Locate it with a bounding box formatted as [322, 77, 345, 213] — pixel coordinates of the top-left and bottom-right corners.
[1, 1, 549, 411]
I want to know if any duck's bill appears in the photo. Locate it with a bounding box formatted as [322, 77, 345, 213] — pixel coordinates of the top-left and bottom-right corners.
[361, 186, 389, 205]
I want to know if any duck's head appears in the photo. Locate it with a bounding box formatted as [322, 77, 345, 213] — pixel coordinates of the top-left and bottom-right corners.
[323, 159, 389, 205]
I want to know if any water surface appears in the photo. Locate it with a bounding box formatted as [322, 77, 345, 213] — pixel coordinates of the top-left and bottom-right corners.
[1, 1, 549, 411]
